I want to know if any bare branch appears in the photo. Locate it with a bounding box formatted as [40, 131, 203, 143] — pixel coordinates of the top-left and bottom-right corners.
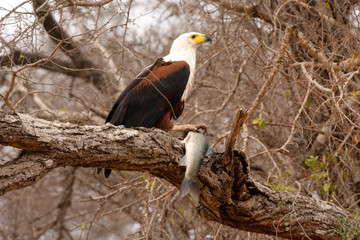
[279, 81, 311, 152]
[301, 63, 332, 93]
[4, 42, 63, 110]
[223, 109, 247, 171]
[294, 30, 328, 63]
[223, 27, 293, 168]
[212, 0, 273, 25]
[0, 50, 86, 78]
[246, 26, 292, 118]
[67, 0, 112, 7]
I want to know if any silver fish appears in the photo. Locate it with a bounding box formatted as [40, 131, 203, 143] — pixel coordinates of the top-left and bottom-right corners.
[179, 128, 216, 205]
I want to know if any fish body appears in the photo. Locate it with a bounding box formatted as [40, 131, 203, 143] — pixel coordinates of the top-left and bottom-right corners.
[179, 129, 215, 204]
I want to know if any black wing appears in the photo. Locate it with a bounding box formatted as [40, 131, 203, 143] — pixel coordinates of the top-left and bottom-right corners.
[106, 59, 190, 128]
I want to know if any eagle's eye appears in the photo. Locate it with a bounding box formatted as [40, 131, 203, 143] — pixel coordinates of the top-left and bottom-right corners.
[191, 35, 196, 39]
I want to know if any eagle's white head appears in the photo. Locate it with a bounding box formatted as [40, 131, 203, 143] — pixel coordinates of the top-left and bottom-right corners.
[169, 32, 212, 54]
[164, 32, 212, 100]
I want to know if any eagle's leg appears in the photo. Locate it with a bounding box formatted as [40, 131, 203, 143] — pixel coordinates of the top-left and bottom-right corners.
[170, 124, 207, 132]
[155, 110, 207, 132]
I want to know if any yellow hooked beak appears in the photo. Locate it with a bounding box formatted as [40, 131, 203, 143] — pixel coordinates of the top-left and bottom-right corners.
[192, 33, 212, 43]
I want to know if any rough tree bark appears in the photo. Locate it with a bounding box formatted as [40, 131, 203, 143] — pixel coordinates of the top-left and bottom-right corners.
[0, 111, 351, 240]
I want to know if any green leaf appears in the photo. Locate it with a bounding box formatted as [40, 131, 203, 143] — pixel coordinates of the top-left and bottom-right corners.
[286, 226, 290, 231]
[179, 206, 184, 214]
[311, 173, 320, 179]
[81, 223, 85, 229]
[171, 215, 175, 225]
[306, 97, 311, 108]
[305, 156, 315, 167]
[322, 183, 329, 193]
[326, 153, 332, 162]
[285, 89, 291, 99]
[259, 119, 266, 129]
[351, 91, 359, 96]
[326, 99, 331, 106]
[325, 2, 330, 9]
[20, 54, 24, 58]
[252, 117, 262, 124]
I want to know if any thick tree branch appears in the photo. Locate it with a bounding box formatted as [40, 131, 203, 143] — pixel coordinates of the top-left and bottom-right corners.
[0, 112, 352, 239]
[0, 50, 94, 78]
[32, 0, 115, 91]
[33, 0, 78, 55]
[0, 112, 184, 193]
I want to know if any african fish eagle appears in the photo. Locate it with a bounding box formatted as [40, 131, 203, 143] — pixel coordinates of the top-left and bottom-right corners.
[99, 32, 211, 178]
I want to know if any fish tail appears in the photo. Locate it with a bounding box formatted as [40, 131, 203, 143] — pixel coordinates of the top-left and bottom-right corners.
[179, 177, 200, 205]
